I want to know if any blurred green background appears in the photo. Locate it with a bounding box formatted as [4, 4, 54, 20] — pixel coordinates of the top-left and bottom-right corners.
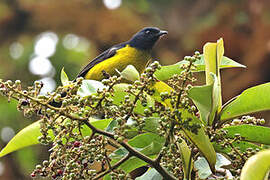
[1, 0, 270, 179]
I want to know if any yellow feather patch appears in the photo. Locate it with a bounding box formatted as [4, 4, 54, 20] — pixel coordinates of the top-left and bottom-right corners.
[85, 45, 150, 80]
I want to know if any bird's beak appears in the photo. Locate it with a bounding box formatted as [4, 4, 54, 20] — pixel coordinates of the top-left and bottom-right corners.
[158, 30, 168, 36]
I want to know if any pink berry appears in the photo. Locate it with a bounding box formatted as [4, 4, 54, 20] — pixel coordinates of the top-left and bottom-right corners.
[73, 141, 81, 147]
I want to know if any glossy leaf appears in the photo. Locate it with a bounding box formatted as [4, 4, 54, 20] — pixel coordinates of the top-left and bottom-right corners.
[115, 155, 156, 173]
[110, 133, 165, 161]
[178, 138, 192, 179]
[110, 146, 158, 173]
[0, 118, 112, 158]
[128, 132, 164, 149]
[154, 55, 245, 81]
[194, 153, 231, 179]
[105, 119, 118, 133]
[180, 109, 216, 172]
[60, 67, 69, 86]
[143, 117, 160, 133]
[0, 121, 44, 158]
[222, 125, 270, 145]
[219, 83, 270, 121]
[203, 39, 223, 112]
[204, 42, 218, 85]
[213, 141, 261, 154]
[77, 80, 105, 97]
[135, 168, 162, 180]
[240, 150, 270, 180]
[120, 65, 140, 82]
[213, 141, 262, 153]
[216, 39, 224, 112]
[188, 73, 219, 125]
[110, 133, 164, 173]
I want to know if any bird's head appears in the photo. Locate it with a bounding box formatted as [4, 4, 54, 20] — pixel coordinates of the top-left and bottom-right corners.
[129, 27, 168, 50]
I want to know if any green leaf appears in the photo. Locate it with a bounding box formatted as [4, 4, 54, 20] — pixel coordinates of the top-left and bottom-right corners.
[178, 138, 192, 180]
[192, 55, 245, 72]
[128, 132, 165, 149]
[216, 38, 224, 66]
[110, 148, 129, 160]
[114, 155, 156, 173]
[213, 141, 261, 154]
[188, 73, 219, 125]
[119, 65, 140, 82]
[110, 146, 158, 173]
[80, 118, 113, 137]
[0, 121, 42, 158]
[105, 119, 118, 133]
[203, 39, 223, 112]
[217, 56, 246, 69]
[154, 56, 245, 81]
[204, 42, 218, 85]
[77, 80, 105, 98]
[104, 174, 112, 180]
[110, 133, 165, 161]
[0, 118, 112, 158]
[60, 67, 69, 86]
[222, 125, 270, 145]
[194, 153, 231, 179]
[240, 149, 270, 180]
[219, 83, 270, 121]
[135, 168, 162, 180]
[180, 109, 216, 172]
[143, 117, 160, 133]
[110, 133, 164, 173]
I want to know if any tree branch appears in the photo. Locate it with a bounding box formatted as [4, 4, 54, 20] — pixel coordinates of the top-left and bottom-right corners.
[93, 153, 131, 180]
[4, 82, 177, 180]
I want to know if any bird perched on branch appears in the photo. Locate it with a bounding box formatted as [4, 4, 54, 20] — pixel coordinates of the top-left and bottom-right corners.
[50, 27, 167, 108]
[75, 27, 167, 81]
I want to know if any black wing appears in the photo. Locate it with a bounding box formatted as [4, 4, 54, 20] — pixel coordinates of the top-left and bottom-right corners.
[75, 42, 127, 79]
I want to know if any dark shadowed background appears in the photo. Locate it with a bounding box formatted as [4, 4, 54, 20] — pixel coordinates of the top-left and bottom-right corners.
[0, 0, 270, 179]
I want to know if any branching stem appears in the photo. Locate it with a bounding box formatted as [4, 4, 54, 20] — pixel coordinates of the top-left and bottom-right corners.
[176, 61, 194, 108]
[5, 84, 177, 180]
[93, 153, 131, 180]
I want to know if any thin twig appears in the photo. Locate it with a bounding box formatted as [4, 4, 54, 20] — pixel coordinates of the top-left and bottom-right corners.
[6, 83, 177, 180]
[119, 142, 176, 180]
[124, 85, 146, 121]
[155, 121, 176, 163]
[228, 140, 246, 162]
[93, 153, 131, 180]
[176, 61, 193, 108]
[95, 80, 117, 108]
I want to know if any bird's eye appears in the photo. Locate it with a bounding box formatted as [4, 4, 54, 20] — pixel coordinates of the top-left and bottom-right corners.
[145, 30, 150, 34]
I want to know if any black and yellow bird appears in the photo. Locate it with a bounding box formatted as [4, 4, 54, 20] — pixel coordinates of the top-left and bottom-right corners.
[75, 27, 167, 81]
[50, 27, 167, 108]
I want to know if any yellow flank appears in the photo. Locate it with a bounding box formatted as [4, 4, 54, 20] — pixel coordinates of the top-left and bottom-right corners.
[84, 45, 151, 80]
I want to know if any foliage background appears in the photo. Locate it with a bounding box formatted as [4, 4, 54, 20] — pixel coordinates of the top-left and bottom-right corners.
[0, 0, 270, 179]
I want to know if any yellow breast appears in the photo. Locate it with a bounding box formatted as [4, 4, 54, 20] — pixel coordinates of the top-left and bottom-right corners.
[85, 45, 151, 80]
